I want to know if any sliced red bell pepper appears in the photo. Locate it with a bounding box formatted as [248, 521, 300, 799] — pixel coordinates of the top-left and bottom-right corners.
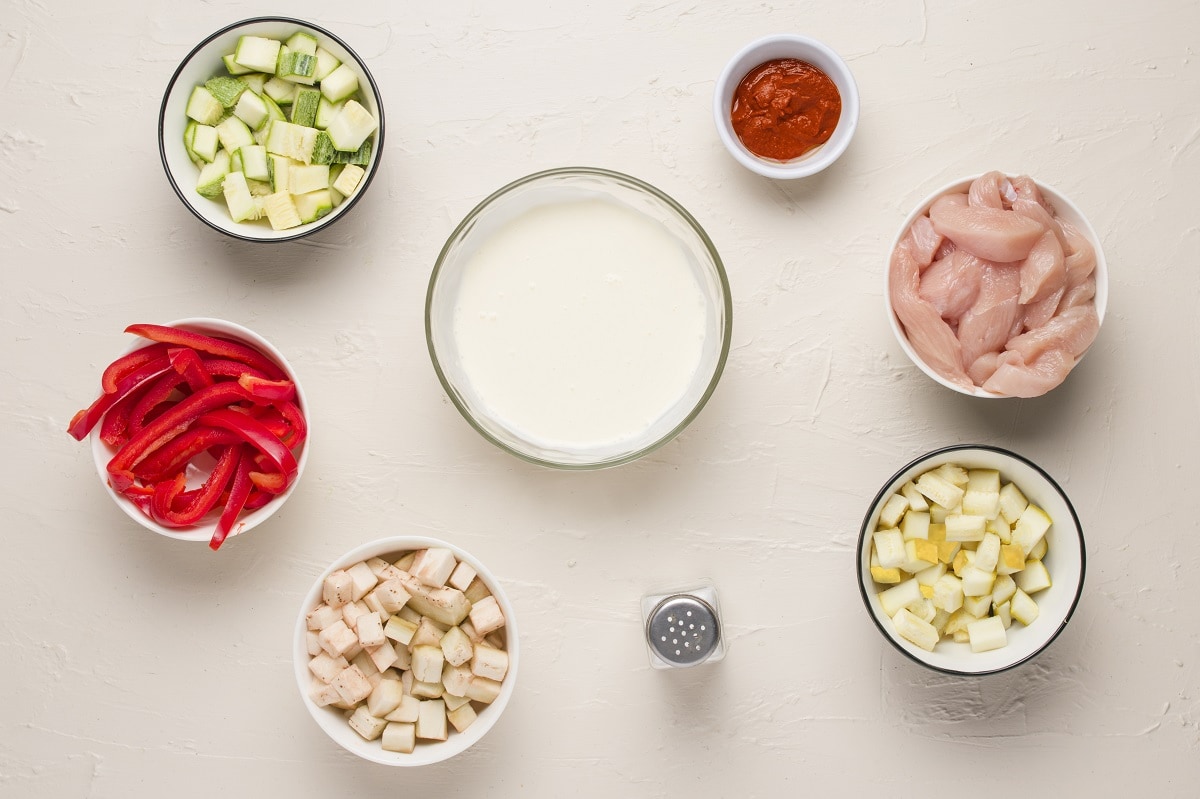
[101, 343, 169, 394]
[147, 444, 239, 528]
[125, 324, 286, 381]
[201, 359, 268, 381]
[128, 370, 190, 438]
[68, 357, 172, 441]
[197, 408, 298, 479]
[133, 426, 241, 484]
[212, 449, 255, 551]
[242, 489, 273, 510]
[237, 374, 296, 402]
[248, 470, 288, 495]
[168, 347, 215, 392]
[99, 390, 140, 448]
[107, 381, 254, 491]
[276, 400, 308, 449]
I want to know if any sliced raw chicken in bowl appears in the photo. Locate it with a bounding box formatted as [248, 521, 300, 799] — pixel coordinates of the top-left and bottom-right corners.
[885, 172, 1107, 398]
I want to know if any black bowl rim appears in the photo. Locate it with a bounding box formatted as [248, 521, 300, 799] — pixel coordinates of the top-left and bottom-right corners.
[157, 16, 386, 243]
[855, 443, 1086, 677]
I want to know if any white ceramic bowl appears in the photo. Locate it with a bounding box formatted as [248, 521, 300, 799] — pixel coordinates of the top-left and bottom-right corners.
[856, 445, 1085, 676]
[293, 536, 519, 766]
[885, 173, 1108, 397]
[158, 17, 384, 242]
[89, 317, 309, 544]
[426, 167, 732, 469]
[713, 34, 859, 179]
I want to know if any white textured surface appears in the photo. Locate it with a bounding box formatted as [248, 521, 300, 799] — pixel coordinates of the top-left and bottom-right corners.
[2, 1, 1199, 796]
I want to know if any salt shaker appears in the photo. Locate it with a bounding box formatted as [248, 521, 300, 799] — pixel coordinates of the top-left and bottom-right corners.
[640, 581, 726, 669]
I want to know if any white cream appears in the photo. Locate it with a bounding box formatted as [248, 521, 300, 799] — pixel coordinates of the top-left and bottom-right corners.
[451, 198, 708, 453]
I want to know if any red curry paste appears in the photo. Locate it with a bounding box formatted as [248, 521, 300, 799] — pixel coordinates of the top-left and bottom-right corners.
[731, 58, 842, 162]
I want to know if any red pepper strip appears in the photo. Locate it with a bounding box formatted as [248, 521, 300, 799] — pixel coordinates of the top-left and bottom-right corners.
[101, 343, 169, 394]
[248, 470, 288, 495]
[128, 370, 190, 438]
[125, 324, 286, 381]
[237, 374, 295, 402]
[67, 357, 172, 441]
[99, 390, 141, 448]
[196, 409, 298, 479]
[276, 400, 308, 449]
[107, 381, 253, 491]
[212, 448, 254, 551]
[202, 359, 268, 381]
[243, 489, 273, 510]
[248, 405, 291, 440]
[148, 445, 239, 528]
[168, 347, 214, 392]
[133, 427, 242, 483]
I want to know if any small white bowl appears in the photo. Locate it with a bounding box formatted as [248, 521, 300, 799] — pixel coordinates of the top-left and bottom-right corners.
[293, 536, 519, 766]
[885, 174, 1108, 397]
[89, 317, 309, 544]
[856, 445, 1086, 676]
[158, 17, 385, 242]
[713, 34, 859, 179]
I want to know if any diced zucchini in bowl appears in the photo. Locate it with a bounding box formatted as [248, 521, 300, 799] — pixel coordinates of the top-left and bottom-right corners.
[169, 23, 380, 236]
[196, 150, 231, 198]
[326, 100, 378, 152]
[190, 124, 220, 163]
[185, 85, 223, 125]
[234, 35, 282, 73]
[234, 91, 270, 130]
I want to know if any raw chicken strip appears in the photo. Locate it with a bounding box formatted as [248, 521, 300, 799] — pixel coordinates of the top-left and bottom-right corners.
[1059, 220, 1097, 287]
[1013, 198, 1069, 252]
[967, 352, 1002, 385]
[1018, 229, 1066, 304]
[1060, 274, 1096, 311]
[1009, 175, 1048, 209]
[1006, 304, 1100, 362]
[929, 195, 1046, 263]
[956, 261, 1022, 370]
[919, 250, 983, 322]
[983, 349, 1073, 398]
[889, 235, 972, 388]
[968, 171, 1007, 209]
[933, 238, 957, 262]
[1022, 285, 1065, 331]
[908, 215, 944, 268]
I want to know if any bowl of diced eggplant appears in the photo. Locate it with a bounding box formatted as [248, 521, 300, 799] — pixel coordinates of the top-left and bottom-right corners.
[856, 445, 1085, 676]
[159, 17, 384, 241]
[295, 537, 518, 765]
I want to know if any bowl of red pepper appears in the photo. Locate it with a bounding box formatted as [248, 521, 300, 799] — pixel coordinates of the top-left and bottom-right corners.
[713, 33, 859, 179]
[69, 318, 309, 550]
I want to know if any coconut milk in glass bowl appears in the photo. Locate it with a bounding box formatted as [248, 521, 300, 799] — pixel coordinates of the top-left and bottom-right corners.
[426, 167, 732, 469]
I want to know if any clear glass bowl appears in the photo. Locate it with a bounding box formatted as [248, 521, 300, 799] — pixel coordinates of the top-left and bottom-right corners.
[426, 167, 732, 469]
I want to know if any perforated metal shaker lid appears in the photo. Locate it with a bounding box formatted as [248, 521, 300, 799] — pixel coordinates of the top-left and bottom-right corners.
[646, 594, 720, 667]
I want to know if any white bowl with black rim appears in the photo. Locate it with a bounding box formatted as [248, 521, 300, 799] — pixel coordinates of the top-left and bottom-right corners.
[856, 445, 1085, 676]
[158, 17, 384, 242]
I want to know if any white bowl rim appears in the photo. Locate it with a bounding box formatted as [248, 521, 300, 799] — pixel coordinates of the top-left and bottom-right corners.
[157, 16, 385, 243]
[884, 172, 1109, 398]
[712, 33, 860, 180]
[88, 317, 309, 544]
[855, 444, 1087, 676]
[292, 535, 519, 766]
